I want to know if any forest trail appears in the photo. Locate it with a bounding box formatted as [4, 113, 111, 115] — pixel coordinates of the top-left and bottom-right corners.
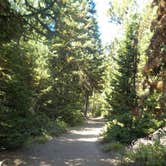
[0, 118, 116, 166]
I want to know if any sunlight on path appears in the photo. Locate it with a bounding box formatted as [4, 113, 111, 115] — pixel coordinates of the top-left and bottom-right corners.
[0, 118, 115, 166]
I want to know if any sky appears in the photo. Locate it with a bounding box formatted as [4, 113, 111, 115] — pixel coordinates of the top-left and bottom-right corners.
[94, 0, 150, 46]
[94, 0, 120, 45]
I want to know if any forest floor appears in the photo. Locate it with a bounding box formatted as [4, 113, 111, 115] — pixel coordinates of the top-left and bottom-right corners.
[0, 118, 117, 166]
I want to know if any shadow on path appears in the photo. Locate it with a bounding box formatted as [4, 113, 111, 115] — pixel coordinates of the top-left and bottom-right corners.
[0, 118, 116, 166]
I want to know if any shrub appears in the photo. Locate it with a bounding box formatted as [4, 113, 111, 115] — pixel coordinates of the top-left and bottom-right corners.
[103, 111, 165, 145]
[133, 113, 165, 138]
[0, 106, 68, 150]
[59, 108, 85, 126]
[103, 122, 136, 144]
[46, 119, 67, 136]
[123, 142, 166, 166]
[103, 142, 126, 153]
[0, 106, 31, 149]
[92, 109, 102, 117]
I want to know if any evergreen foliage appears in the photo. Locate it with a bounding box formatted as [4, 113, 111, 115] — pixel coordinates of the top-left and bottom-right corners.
[104, 0, 166, 146]
[105, 15, 140, 144]
[0, 0, 104, 149]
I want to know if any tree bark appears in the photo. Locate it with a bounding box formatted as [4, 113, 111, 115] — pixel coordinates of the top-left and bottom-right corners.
[84, 92, 89, 118]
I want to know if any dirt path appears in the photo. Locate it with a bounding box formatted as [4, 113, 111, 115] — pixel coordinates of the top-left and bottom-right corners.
[0, 118, 115, 166]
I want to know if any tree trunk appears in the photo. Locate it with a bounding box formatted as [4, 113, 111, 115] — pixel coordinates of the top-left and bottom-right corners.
[160, 71, 166, 112]
[84, 92, 89, 118]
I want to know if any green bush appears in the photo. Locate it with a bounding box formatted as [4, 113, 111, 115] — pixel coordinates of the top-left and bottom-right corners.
[133, 113, 165, 138]
[92, 109, 102, 117]
[0, 106, 68, 150]
[103, 142, 126, 153]
[124, 143, 166, 166]
[59, 108, 84, 126]
[30, 118, 67, 145]
[46, 119, 67, 136]
[28, 112, 68, 138]
[103, 122, 136, 144]
[23, 115, 68, 146]
[0, 106, 31, 149]
[103, 111, 165, 145]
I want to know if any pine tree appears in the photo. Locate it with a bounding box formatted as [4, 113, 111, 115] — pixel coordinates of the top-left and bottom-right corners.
[47, 0, 104, 120]
[106, 14, 139, 143]
[80, 0, 105, 117]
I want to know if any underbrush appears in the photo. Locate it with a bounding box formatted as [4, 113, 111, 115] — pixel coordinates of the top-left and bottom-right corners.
[26, 118, 68, 146]
[103, 142, 126, 154]
[0, 106, 67, 150]
[103, 112, 164, 145]
[0, 104, 86, 150]
[102, 141, 166, 166]
[123, 142, 166, 166]
[102, 112, 166, 165]
[58, 109, 85, 126]
[102, 123, 135, 144]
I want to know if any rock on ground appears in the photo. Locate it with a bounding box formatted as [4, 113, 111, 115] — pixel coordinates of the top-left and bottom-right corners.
[132, 127, 166, 149]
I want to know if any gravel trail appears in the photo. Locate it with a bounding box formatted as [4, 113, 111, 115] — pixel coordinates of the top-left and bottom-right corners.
[0, 118, 115, 166]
